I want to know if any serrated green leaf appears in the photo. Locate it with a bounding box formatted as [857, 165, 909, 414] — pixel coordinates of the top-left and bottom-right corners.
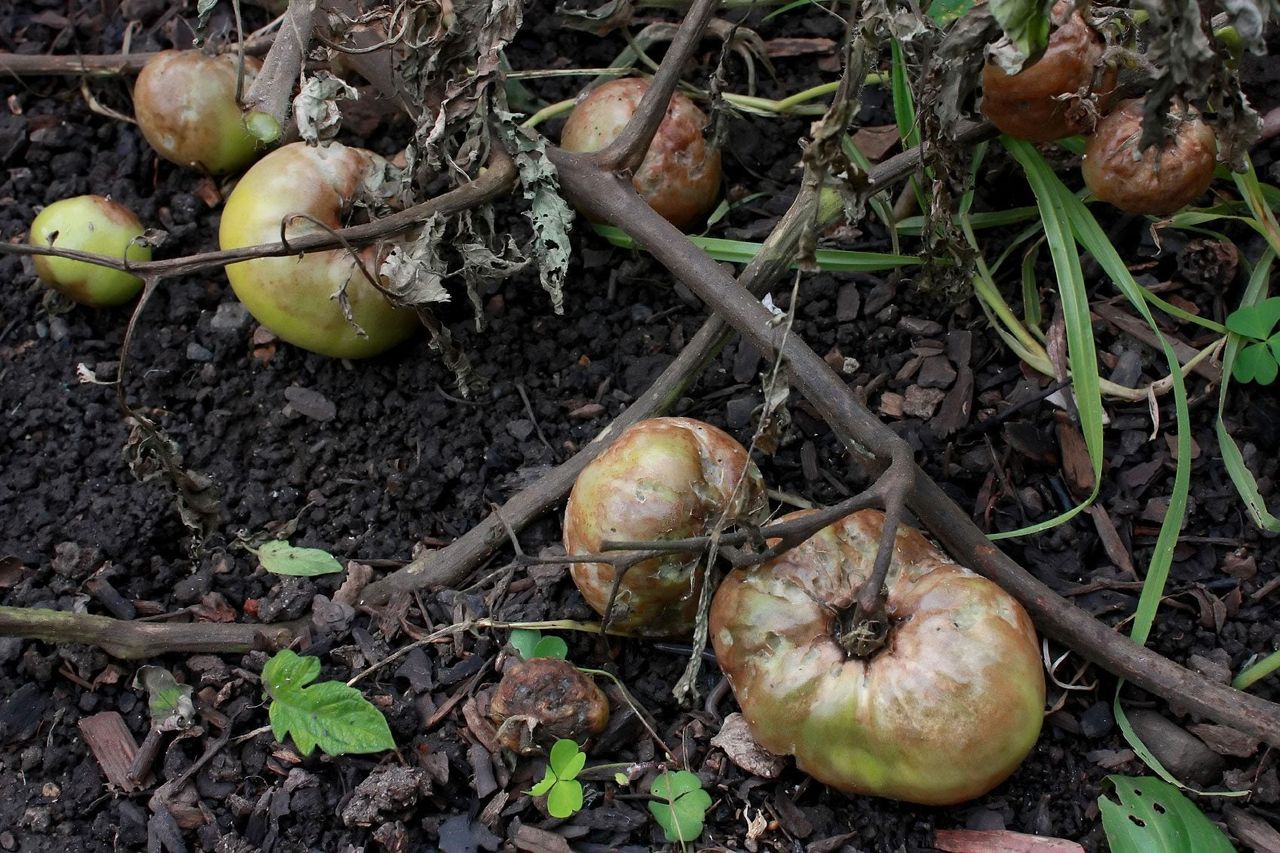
[509, 628, 541, 660]
[1225, 297, 1280, 339]
[531, 636, 568, 660]
[546, 779, 583, 818]
[549, 739, 585, 779]
[1100, 776, 1235, 853]
[989, 0, 1053, 64]
[649, 770, 711, 843]
[257, 541, 343, 577]
[261, 650, 394, 757]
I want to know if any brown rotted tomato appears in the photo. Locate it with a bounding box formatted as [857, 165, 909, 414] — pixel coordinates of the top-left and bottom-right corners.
[1082, 98, 1217, 216]
[981, 1, 1116, 142]
[563, 417, 767, 638]
[559, 78, 722, 229]
[489, 657, 610, 755]
[710, 510, 1045, 806]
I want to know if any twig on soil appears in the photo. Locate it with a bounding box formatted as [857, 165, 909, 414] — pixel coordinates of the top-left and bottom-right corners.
[0, 605, 304, 659]
[241, 0, 317, 136]
[0, 39, 276, 77]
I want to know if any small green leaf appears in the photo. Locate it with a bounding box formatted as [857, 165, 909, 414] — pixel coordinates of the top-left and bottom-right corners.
[1233, 342, 1278, 384]
[528, 769, 556, 797]
[257, 541, 343, 576]
[261, 650, 394, 757]
[649, 770, 712, 844]
[927, 0, 974, 23]
[509, 628, 541, 660]
[614, 771, 629, 786]
[134, 666, 194, 728]
[549, 739, 585, 780]
[531, 636, 568, 660]
[546, 779, 584, 818]
[1099, 776, 1234, 853]
[1268, 333, 1280, 366]
[1226, 297, 1280, 340]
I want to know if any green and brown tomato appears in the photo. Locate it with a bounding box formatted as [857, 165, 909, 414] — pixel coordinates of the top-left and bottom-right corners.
[563, 417, 767, 637]
[219, 142, 418, 358]
[981, 2, 1116, 142]
[560, 78, 722, 229]
[133, 51, 265, 175]
[29, 195, 151, 307]
[710, 509, 1045, 806]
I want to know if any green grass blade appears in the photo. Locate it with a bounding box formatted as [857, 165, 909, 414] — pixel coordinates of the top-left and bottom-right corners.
[1215, 248, 1280, 534]
[1234, 648, 1280, 691]
[590, 224, 920, 272]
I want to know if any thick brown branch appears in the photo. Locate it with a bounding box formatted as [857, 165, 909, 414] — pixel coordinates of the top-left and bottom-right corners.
[595, 0, 719, 172]
[547, 145, 1280, 748]
[3, 147, 517, 279]
[0, 606, 302, 659]
[0, 41, 274, 77]
[243, 0, 318, 133]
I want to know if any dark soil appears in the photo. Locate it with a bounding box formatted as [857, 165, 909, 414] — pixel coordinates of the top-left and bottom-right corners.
[2, 2, 1280, 852]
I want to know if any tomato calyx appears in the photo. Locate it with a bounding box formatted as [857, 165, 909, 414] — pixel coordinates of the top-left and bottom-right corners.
[834, 597, 892, 658]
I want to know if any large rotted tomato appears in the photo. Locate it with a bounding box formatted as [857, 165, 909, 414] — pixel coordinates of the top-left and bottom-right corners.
[559, 78, 722, 229]
[981, 1, 1116, 142]
[710, 509, 1045, 806]
[563, 417, 767, 637]
[219, 141, 419, 358]
[1082, 98, 1218, 216]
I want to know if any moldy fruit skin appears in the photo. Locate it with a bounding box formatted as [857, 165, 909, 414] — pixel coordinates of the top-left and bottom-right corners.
[1082, 98, 1217, 216]
[560, 78, 721, 229]
[134, 51, 265, 175]
[219, 142, 418, 358]
[710, 509, 1045, 806]
[29, 195, 151, 307]
[563, 417, 767, 638]
[980, 2, 1116, 142]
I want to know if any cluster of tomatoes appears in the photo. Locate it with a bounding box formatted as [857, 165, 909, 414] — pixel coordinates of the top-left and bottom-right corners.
[982, 1, 1218, 216]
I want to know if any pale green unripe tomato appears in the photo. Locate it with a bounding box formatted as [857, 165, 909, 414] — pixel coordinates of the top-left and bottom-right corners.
[133, 51, 265, 175]
[29, 195, 151, 307]
[219, 142, 418, 359]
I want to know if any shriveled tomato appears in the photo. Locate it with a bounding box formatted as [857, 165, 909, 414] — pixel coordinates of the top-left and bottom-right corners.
[710, 510, 1045, 805]
[563, 417, 767, 637]
[981, 1, 1116, 142]
[559, 78, 721, 229]
[1082, 98, 1217, 216]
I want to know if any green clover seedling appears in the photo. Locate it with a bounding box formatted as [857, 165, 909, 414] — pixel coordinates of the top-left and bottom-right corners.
[648, 770, 712, 845]
[529, 738, 585, 818]
[508, 628, 568, 661]
[1226, 297, 1280, 385]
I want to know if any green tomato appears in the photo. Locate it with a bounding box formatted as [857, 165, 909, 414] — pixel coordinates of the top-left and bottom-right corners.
[29, 195, 151, 307]
[219, 142, 418, 359]
[563, 417, 767, 637]
[711, 509, 1046, 806]
[134, 51, 265, 175]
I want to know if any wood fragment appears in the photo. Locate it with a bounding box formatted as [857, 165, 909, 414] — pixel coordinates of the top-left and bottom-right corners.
[78, 711, 145, 792]
[934, 829, 1086, 852]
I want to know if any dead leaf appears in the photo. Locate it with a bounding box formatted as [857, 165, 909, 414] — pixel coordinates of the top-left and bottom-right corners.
[1187, 723, 1260, 758]
[850, 125, 900, 161]
[0, 555, 26, 588]
[762, 37, 835, 57]
[710, 713, 787, 779]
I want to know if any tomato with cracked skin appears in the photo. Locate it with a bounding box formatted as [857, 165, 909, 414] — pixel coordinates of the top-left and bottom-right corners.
[981, 1, 1116, 142]
[29, 195, 151, 307]
[563, 417, 767, 637]
[710, 509, 1045, 806]
[560, 78, 721, 229]
[134, 51, 265, 175]
[219, 142, 418, 358]
[1082, 98, 1217, 216]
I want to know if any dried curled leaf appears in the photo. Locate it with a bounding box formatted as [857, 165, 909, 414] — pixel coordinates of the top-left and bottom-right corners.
[123, 415, 221, 541]
[294, 72, 358, 145]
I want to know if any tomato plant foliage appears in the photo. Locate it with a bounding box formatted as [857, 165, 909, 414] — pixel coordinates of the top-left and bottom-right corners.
[261, 650, 395, 757]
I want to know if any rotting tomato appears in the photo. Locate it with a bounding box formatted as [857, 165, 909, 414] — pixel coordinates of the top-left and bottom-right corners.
[559, 78, 722, 229]
[219, 141, 419, 359]
[563, 417, 767, 637]
[133, 51, 265, 175]
[980, 1, 1116, 143]
[1082, 98, 1218, 216]
[489, 657, 610, 754]
[710, 509, 1045, 806]
[28, 195, 151, 307]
